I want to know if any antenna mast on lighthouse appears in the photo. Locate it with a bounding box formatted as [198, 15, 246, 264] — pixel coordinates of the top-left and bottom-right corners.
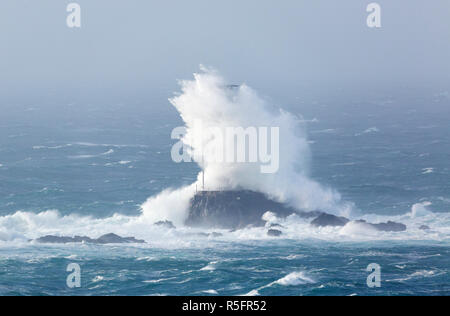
[202, 152, 205, 191]
[202, 169, 205, 191]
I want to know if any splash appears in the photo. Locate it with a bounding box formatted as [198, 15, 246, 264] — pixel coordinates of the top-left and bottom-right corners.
[411, 202, 433, 218]
[142, 67, 350, 224]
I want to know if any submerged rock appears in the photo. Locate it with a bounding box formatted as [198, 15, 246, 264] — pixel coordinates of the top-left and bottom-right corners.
[419, 225, 431, 231]
[370, 221, 407, 232]
[36, 235, 93, 244]
[95, 233, 145, 244]
[312, 216, 407, 232]
[311, 213, 350, 227]
[154, 220, 176, 229]
[267, 229, 282, 237]
[35, 233, 145, 244]
[186, 190, 318, 229]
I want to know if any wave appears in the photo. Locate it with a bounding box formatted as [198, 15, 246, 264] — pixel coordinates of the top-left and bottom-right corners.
[33, 144, 73, 150]
[387, 269, 445, 282]
[242, 270, 315, 295]
[410, 202, 433, 218]
[310, 128, 336, 134]
[73, 142, 149, 149]
[200, 261, 218, 271]
[243, 289, 260, 296]
[355, 127, 379, 136]
[68, 149, 114, 159]
[33, 142, 148, 150]
[0, 200, 449, 246]
[273, 271, 316, 286]
[92, 276, 104, 283]
[143, 277, 176, 283]
[202, 289, 219, 295]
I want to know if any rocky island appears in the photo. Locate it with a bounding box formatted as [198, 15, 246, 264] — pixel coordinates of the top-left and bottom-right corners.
[186, 190, 320, 229]
[34, 190, 407, 243]
[185, 190, 407, 232]
[35, 233, 145, 244]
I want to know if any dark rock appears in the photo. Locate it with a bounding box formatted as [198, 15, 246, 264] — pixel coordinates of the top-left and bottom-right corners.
[419, 225, 430, 231]
[184, 190, 408, 233]
[267, 229, 282, 237]
[186, 190, 318, 229]
[311, 216, 407, 233]
[370, 221, 406, 232]
[95, 233, 145, 244]
[311, 213, 350, 227]
[269, 223, 285, 229]
[36, 235, 93, 244]
[154, 220, 176, 229]
[35, 233, 145, 244]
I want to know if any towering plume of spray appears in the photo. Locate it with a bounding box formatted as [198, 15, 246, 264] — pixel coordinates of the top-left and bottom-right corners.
[141, 67, 352, 223]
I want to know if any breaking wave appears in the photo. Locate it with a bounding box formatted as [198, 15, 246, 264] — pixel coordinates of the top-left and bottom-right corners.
[243, 270, 315, 296]
[0, 203, 449, 246]
[141, 66, 352, 225]
[273, 271, 316, 286]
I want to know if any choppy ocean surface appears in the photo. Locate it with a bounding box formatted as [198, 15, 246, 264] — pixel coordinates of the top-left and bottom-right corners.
[0, 82, 449, 295]
[1, 241, 449, 296]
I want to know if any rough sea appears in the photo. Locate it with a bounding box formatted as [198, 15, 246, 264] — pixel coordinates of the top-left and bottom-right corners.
[0, 78, 449, 296]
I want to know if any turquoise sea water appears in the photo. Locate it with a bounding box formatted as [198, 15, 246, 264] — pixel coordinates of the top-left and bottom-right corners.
[0, 90, 449, 296]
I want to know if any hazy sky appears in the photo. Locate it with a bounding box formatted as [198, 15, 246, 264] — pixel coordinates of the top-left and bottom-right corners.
[1, 0, 449, 99]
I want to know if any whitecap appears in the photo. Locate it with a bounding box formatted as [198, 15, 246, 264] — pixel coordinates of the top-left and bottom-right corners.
[273, 271, 315, 286]
[356, 127, 379, 136]
[411, 202, 433, 218]
[281, 254, 307, 260]
[242, 289, 260, 296]
[68, 149, 114, 159]
[422, 168, 434, 174]
[202, 289, 218, 295]
[311, 128, 336, 134]
[33, 144, 72, 150]
[65, 255, 78, 260]
[143, 277, 176, 283]
[200, 261, 218, 271]
[136, 256, 154, 262]
[387, 270, 442, 282]
[92, 276, 104, 283]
